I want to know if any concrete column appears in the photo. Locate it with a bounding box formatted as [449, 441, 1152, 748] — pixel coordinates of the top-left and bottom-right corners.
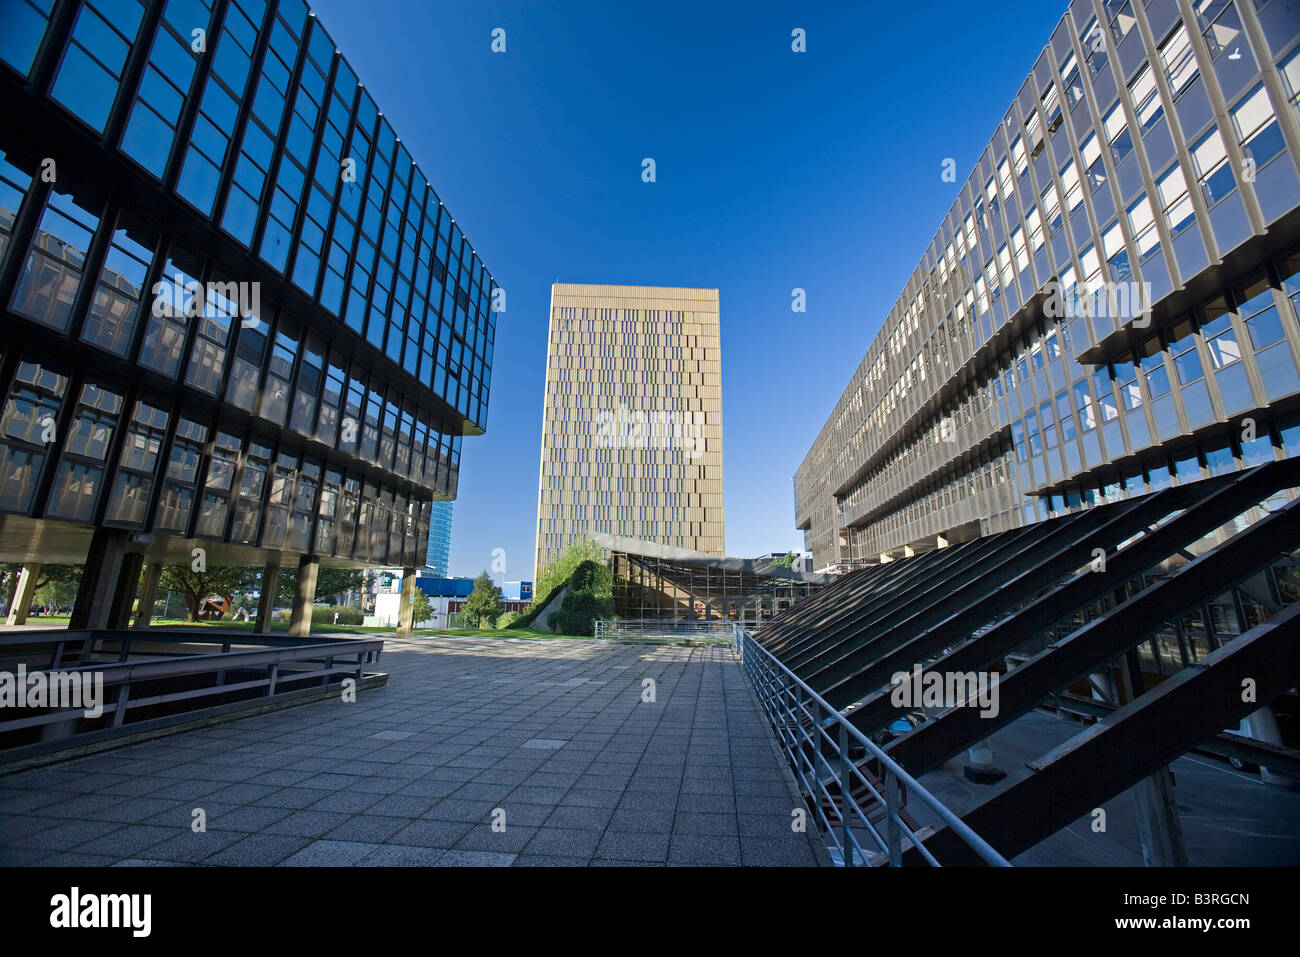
[1238, 707, 1296, 790]
[396, 565, 416, 636]
[70, 530, 130, 630]
[255, 561, 281, 634]
[1118, 649, 1188, 865]
[5, 563, 42, 626]
[108, 553, 144, 630]
[133, 563, 162, 629]
[288, 555, 318, 638]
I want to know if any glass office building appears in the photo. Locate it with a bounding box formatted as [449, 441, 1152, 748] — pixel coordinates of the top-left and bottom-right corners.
[796, 0, 1300, 570]
[0, 0, 496, 626]
[425, 499, 452, 576]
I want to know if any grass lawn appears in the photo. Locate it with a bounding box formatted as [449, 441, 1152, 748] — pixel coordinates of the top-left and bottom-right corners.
[422, 626, 592, 641]
[7, 616, 589, 640]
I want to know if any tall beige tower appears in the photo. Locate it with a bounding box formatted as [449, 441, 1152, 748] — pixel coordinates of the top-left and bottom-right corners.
[534, 283, 724, 579]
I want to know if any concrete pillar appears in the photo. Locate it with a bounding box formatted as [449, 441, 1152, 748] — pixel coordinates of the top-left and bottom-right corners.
[256, 561, 281, 634]
[288, 555, 318, 638]
[396, 565, 416, 636]
[1118, 649, 1188, 865]
[963, 738, 1007, 783]
[3, 569, 21, 618]
[70, 530, 130, 630]
[108, 553, 144, 630]
[133, 563, 162, 629]
[1238, 707, 1297, 790]
[5, 563, 42, 626]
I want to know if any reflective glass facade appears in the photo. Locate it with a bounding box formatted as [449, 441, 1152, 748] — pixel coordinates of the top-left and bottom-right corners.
[425, 498, 452, 576]
[796, 0, 1300, 570]
[0, 0, 495, 569]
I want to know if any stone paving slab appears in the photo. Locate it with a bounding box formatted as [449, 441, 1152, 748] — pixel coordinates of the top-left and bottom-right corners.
[0, 636, 826, 867]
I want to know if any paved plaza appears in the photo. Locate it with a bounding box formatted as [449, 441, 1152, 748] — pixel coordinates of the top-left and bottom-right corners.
[0, 636, 827, 867]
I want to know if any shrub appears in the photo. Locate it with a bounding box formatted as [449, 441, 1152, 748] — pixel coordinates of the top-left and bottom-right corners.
[495, 611, 520, 630]
[321, 604, 363, 625]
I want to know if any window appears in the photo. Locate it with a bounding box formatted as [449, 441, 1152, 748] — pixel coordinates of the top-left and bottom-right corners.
[1236, 279, 1286, 350]
[1094, 366, 1119, 421]
[1168, 318, 1204, 383]
[1042, 180, 1063, 236]
[1060, 159, 1083, 213]
[1074, 379, 1098, 431]
[226, 317, 268, 413]
[83, 213, 154, 357]
[155, 416, 207, 532]
[1191, 129, 1236, 206]
[1081, 15, 1108, 78]
[1117, 361, 1143, 411]
[1127, 194, 1160, 260]
[1103, 219, 1131, 282]
[49, 383, 121, 523]
[185, 281, 236, 395]
[1201, 310, 1242, 368]
[1106, 1, 1137, 42]
[1026, 204, 1044, 251]
[1057, 391, 1077, 440]
[121, 2, 211, 178]
[1196, 0, 1244, 63]
[1041, 82, 1062, 133]
[1061, 50, 1084, 108]
[1156, 164, 1195, 236]
[1080, 133, 1106, 192]
[10, 189, 100, 332]
[1233, 86, 1286, 172]
[1130, 66, 1165, 134]
[1139, 337, 1172, 398]
[50, 0, 144, 133]
[106, 401, 168, 526]
[139, 249, 199, 378]
[1103, 102, 1134, 166]
[1160, 23, 1199, 98]
[1011, 135, 1028, 177]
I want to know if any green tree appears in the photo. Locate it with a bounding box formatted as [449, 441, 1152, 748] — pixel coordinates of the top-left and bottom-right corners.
[770, 551, 798, 568]
[411, 589, 432, 625]
[159, 565, 260, 621]
[276, 567, 365, 605]
[462, 571, 504, 628]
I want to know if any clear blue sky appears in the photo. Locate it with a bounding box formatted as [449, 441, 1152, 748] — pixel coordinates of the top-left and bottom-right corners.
[305, 0, 1069, 580]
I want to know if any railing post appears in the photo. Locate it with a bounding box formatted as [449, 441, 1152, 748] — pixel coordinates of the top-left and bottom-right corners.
[810, 697, 820, 817]
[886, 769, 902, 866]
[839, 722, 853, 866]
[110, 683, 129, 728]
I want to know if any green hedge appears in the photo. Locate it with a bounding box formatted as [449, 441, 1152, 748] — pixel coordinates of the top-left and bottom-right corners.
[509, 558, 612, 633]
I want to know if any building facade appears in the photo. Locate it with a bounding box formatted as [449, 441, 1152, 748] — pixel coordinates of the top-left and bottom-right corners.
[534, 283, 724, 578]
[796, 0, 1300, 570]
[0, 0, 496, 632]
[425, 499, 453, 575]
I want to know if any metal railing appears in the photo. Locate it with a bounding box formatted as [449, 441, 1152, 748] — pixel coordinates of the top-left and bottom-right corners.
[0, 630, 384, 740]
[730, 622, 1010, 867]
[594, 618, 734, 643]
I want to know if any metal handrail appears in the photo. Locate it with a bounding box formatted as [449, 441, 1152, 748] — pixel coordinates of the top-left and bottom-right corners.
[730, 622, 1010, 867]
[595, 619, 733, 642]
[0, 637, 384, 736]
